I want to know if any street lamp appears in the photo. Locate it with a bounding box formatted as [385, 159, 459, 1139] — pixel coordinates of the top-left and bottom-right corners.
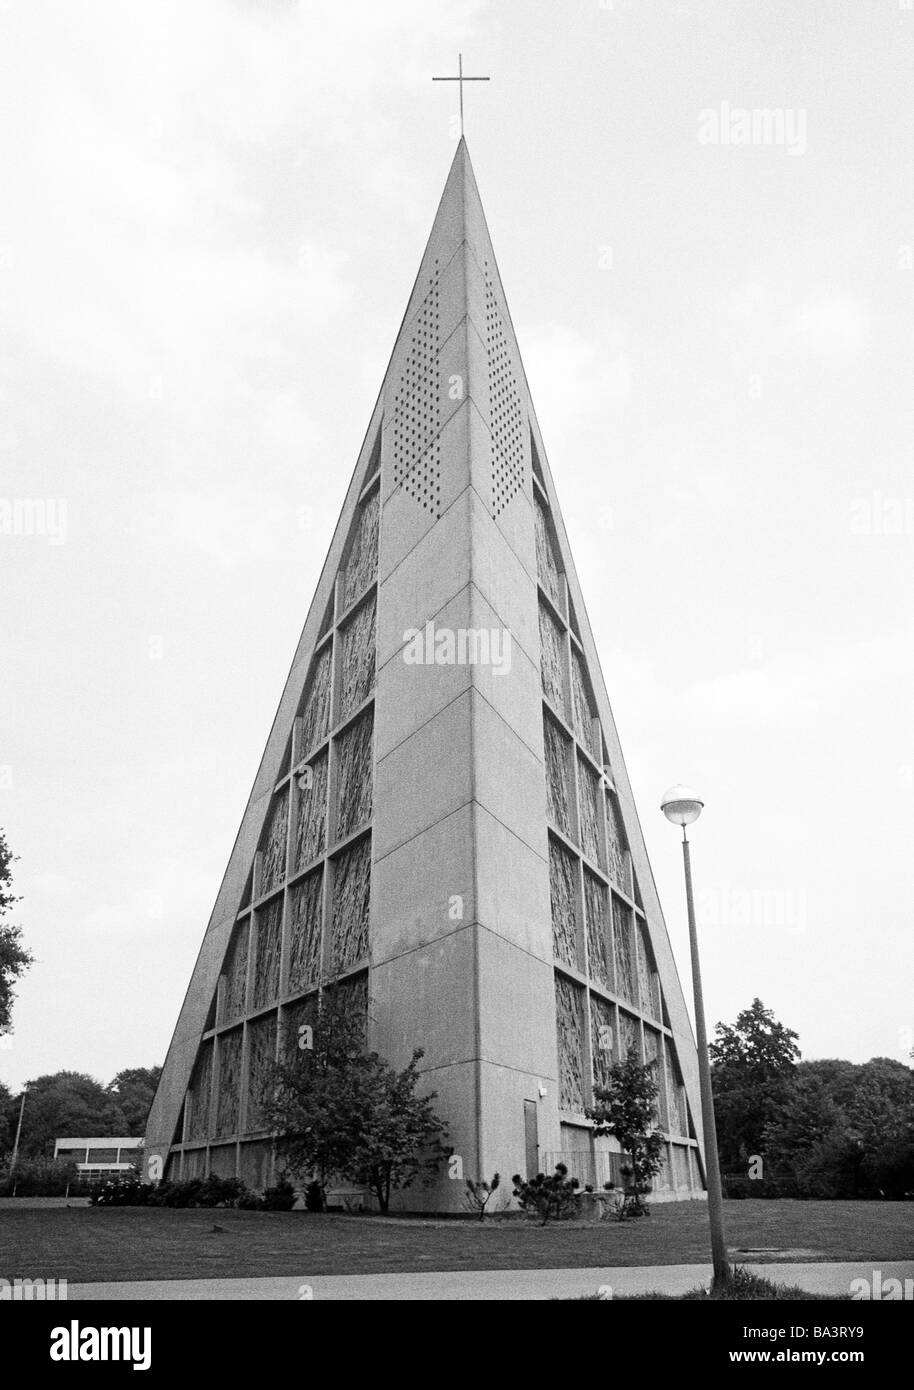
[661, 784, 731, 1291]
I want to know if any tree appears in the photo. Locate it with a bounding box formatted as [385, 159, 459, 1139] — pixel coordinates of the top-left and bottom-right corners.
[0, 1079, 14, 1154]
[264, 997, 366, 1206]
[763, 1057, 914, 1199]
[349, 1050, 450, 1213]
[709, 998, 800, 1170]
[586, 1050, 665, 1215]
[762, 1061, 846, 1164]
[106, 1067, 163, 1136]
[839, 1058, 914, 1199]
[264, 990, 449, 1212]
[0, 831, 32, 1036]
[845, 1058, 914, 1149]
[464, 1172, 501, 1220]
[0, 1153, 79, 1197]
[11, 1072, 128, 1159]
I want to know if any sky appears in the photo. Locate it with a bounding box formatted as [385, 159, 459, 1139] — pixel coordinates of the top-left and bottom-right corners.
[1, 0, 912, 1092]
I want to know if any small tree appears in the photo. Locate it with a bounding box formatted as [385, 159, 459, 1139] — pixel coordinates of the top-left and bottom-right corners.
[348, 1049, 450, 1213]
[511, 1164, 580, 1225]
[264, 989, 449, 1212]
[264, 993, 374, 1208]
[464, 1172, 501, 1220]
[587, 1050, 665, 1217]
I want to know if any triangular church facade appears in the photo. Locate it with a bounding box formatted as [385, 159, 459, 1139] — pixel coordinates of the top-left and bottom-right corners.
[145, 140, 706, 1208]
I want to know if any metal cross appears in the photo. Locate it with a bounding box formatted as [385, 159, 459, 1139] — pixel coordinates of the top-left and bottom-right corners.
[432, 53, 490, 136]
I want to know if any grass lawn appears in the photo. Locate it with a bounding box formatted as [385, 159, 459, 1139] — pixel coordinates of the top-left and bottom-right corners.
[2, 1200, 911, 1283]
[584, 1267, 851, 1301]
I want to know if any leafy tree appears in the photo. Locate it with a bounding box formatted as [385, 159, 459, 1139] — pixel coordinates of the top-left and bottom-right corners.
[264, 990, 448, 1212]
[710, 998, 800, 1169]
[0, 1079, 14, 1154]
[511, 1164, 580, 1225]
[0, 1154, 79, 1197]
[845, 1058, 914, 1149]
[264, 997, 365, 1207]
[762, 1062, 846, 1165]
[0, 831, 32, 1036]
[106, 1067, 163, 1135]
[586, 1049, 665, 1215]
[349, 1050, 449, 1213]
[828, 1058, 914, 1199]
[763, 1056, 914, 1199]
[11, 1072, 128, 1159]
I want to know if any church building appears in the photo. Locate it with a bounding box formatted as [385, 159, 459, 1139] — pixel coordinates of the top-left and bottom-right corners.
[145, 139, 706, 1209]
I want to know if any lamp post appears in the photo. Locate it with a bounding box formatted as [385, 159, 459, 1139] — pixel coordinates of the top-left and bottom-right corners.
[661, 785, 730, 1291]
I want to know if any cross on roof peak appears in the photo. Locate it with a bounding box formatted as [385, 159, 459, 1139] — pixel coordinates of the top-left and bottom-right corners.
[432, 53, 490, 137]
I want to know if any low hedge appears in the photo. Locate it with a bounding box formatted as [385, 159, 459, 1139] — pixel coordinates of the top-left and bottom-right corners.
[90, 1174, 298, 1210]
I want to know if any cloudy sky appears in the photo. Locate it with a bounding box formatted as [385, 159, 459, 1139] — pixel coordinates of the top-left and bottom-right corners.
[2, 0, 912, 1092]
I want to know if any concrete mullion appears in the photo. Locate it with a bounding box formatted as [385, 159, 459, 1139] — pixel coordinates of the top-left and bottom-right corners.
[632, 918, 645, 1021]
[658, 1031, 672, 1138]
[204, 1031, 218, 1176]
[245, 853, 262, 1018]
[611, 1000, 622, 1091]
[560, 616, 584, 964]
[596, 768, 617, 996]
[225, 849, 263, 1174]
[319, 627, 339, 986]
[606, 882, 619, 999]
[279, 724, 300, 1000]
[235, 1018, 249, 1169]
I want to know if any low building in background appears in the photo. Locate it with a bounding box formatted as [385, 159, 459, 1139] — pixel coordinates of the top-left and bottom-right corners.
[53, 1137, 143, 1181]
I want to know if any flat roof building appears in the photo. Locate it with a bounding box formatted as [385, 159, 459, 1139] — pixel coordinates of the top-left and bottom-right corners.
[54, 1138, 143, 1178]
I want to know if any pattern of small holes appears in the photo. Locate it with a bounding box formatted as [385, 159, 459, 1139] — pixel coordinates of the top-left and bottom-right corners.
[392, 263, 441, 518]
[485, 265, 525, 517]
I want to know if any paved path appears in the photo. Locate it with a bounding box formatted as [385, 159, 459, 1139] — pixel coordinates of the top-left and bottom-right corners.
[66, 1260, 914, 1301]
[0, 1197, 92, 1208]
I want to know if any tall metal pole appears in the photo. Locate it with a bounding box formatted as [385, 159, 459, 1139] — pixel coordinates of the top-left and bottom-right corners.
[10, 1091, 25, 1173]
[681, 826, 730, 1289]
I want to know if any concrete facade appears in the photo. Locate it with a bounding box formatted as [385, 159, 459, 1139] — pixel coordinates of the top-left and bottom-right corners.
[145, 140, 705, 1210]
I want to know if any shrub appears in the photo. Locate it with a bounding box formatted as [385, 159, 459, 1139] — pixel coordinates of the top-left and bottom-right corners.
[0, 1156, 78, 1197]
[722, 1172, 800, 1200]
[261, 1178, 297, 1211]
[236, 1189, 265, 1210]
[304, 1180, 324, 1212]
[145, 1175, 252, 1208]
[511, 1164, 580, 1225]
[91, 1172, 296, 1211]
[464, 1172, 501, 1219]
[90, 1176, 151, 1207]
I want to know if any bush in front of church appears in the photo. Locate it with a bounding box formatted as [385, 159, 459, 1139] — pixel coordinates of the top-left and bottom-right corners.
[511, 1164, 580, 1225]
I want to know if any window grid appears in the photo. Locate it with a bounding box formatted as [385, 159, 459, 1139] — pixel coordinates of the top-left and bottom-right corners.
[173, 471, 380, 1176]
[537, 488, 695, 1163]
